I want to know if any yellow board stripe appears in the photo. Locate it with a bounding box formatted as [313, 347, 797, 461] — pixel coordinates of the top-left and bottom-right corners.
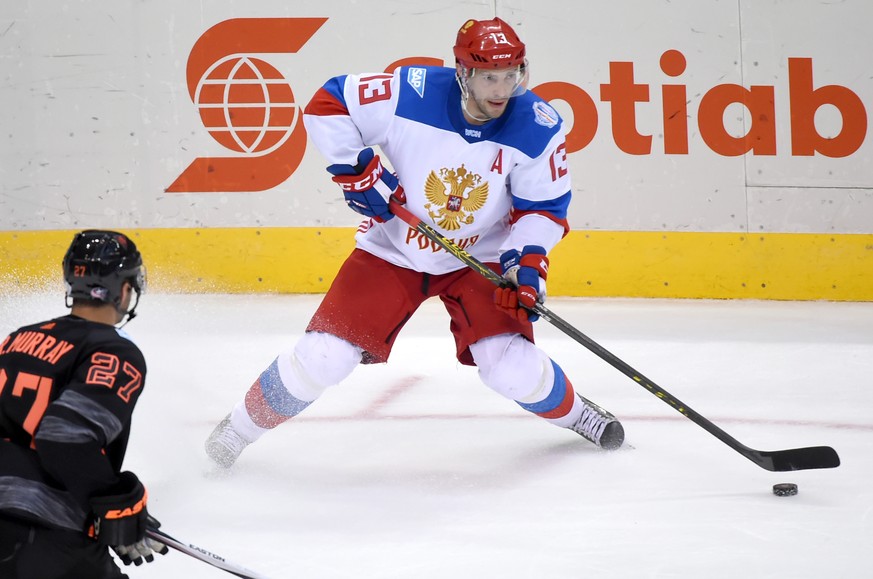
[551, 231, 873, 301]
[1, 228, 871, 301]
[0, 228, 355, 294]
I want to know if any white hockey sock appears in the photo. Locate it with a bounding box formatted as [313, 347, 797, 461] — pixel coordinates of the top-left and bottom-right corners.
[230, 401, 269, 443]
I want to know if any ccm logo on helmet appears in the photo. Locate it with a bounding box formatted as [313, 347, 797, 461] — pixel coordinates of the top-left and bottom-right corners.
[493, 54, 512, 59]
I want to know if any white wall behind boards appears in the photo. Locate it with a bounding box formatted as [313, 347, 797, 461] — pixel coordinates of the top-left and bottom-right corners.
[1, 0, 871, 234]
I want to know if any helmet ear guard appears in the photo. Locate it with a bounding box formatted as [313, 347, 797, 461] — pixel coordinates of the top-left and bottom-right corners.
[62, 230, 146, 320]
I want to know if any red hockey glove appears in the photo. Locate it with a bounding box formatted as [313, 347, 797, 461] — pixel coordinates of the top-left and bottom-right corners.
[327, 147, 405, 222]
[494, 245, 549, 322]
[90, 471, 168, 566]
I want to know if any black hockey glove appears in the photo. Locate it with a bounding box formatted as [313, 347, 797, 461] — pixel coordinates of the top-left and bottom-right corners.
[90, 471, 168, 566]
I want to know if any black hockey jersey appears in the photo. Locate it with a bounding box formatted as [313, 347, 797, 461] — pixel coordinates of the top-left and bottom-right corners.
[0, 314, 147, 532]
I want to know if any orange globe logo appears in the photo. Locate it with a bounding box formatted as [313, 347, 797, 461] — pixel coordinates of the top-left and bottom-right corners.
[195, 55, 298, 155]
[167, 18, 326, 193]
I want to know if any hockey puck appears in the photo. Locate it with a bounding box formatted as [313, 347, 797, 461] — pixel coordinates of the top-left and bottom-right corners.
[772, 483, 798, 497]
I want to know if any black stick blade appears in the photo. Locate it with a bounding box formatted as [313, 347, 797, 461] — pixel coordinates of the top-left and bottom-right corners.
[752, 446, 841, 472]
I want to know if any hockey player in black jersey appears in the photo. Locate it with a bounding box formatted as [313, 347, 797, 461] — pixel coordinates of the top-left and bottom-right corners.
[0, 230, 167, 578]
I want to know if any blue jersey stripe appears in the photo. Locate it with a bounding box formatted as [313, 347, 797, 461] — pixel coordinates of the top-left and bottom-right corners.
[394, 66, 563, 158]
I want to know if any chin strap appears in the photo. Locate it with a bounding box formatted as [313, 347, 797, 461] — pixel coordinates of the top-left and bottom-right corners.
[462, 96, 494, 122]
[117, 290, 141, 329]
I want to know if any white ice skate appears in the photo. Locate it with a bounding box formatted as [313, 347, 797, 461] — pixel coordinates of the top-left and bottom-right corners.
[205, 414, 251, 468]
[568, 394, 624, 450]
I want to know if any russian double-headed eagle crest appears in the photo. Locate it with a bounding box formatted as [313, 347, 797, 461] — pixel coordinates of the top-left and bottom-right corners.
[424, 164, 488, 230]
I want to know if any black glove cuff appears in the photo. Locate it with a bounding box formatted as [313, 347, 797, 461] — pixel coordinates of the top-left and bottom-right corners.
[89, 471, 148, 546]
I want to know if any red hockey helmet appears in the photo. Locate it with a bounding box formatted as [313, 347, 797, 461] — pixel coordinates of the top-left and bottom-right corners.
[453, 18, 526, 70]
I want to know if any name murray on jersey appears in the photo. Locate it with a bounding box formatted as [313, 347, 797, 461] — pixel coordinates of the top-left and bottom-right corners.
[0, 331, 75, 365]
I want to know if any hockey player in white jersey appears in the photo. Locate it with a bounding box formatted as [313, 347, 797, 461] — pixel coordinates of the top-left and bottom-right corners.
[206, 17, 624, 468]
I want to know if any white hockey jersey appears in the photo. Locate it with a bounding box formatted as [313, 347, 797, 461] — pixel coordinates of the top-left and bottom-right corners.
[303, 66, 572, 275]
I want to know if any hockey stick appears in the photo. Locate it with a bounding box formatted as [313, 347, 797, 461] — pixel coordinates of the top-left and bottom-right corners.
[388, 198, 840, 472]
[146, 527, 270, 579]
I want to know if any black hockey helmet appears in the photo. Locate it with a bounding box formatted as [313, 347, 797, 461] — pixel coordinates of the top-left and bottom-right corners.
[62, 230, 146, 315]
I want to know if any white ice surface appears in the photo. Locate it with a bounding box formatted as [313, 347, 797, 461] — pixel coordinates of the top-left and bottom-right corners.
[2, 293, 872, 579]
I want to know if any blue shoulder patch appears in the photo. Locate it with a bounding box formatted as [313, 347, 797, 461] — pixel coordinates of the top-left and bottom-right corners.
[395, 66, 456, 132]
[322, 75, 348, 104]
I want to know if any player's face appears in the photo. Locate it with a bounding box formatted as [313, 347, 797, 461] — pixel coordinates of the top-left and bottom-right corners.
[465, 65, 526, 121]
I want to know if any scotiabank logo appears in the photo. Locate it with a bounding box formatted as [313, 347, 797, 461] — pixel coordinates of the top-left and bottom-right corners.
[534, 49, 868, 157]
[167, 18, 326, 193]
[169, 21, 869, 194]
